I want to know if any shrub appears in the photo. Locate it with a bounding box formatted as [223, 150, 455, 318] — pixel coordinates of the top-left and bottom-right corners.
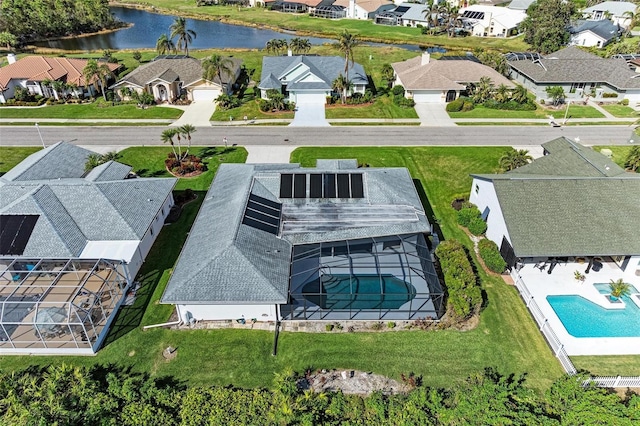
[483, 99, 536, 111]
[462, 101, 475, 112]
[467, 217, 487, 236]
[393, 96, 415, 108]
[446, 98, 464, 112]
[387, 321, 396, 328]
[478, 239, 507, 273]
[325, 324, 334, 332]
[391, 85, 405, 96]
[435, 240, 481, 319]
[371, 322, 383, 331]
[621, 98, 629, 106]
[456, 204, 481, 227]
[602, 92, 618, 98]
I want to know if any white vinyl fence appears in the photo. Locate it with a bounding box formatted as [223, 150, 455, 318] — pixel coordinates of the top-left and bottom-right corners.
[511, 271, 640, 388]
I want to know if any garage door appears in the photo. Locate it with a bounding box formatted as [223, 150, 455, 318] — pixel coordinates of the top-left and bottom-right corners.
[295, 92, 327, 105]
[192, 89, 220, 102]
[412, 91, 444, 103]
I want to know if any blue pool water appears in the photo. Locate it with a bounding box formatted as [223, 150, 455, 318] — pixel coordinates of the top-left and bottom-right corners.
[547, 284, 640, 337]
[302, 274, 416, 310]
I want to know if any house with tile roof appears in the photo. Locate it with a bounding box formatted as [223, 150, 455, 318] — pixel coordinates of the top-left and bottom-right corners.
[508, 46, 640, 103]
[0, 55, 120, 103]
[161, 160, 444, 323]
[391, 52, 514, 103]
[582, 1, 636, 29]
[569, 19, 623, 48]
[111, 56, 242, 103]
[258, 54, 367, 105]
[469, 137, 640, 279]
[0, 142, 176, 355]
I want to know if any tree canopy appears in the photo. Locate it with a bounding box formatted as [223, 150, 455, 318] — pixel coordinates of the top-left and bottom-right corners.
[0, 0, 117, 43]
[520, 0, 574, 54]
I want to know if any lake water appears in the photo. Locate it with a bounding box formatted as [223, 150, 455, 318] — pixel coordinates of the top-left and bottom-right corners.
[34, 6, 427, 52]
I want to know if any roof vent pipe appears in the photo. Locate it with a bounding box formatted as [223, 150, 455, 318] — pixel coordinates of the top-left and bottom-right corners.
[288, 49, 292, 57]
[7, 53, 16, 64]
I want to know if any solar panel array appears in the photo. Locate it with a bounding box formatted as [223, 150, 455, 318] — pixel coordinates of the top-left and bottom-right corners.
[461, 10, 484, 20]
[0, 215, 39, 255]
[241, 194, 282, 235]
[280, 173, 364, 199]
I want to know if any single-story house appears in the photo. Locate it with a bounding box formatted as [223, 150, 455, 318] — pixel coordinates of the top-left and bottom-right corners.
[111, 55, 242, 103]
[508, 46, 640, 103]
[391, 52, 515, 103]
[469, 137, 640, 280]
[335, 0, 395, 20]
[459, 5, 526, 37]
[582, 1, 636, 29]
[375, 3, 430, 27]
[161, 160, 444, 322]
[258, 54, 367, 105]
[310, 0, 348, 18]
[569, 19, 623, 48]
[265, 0, 322, 13]
[0, 142, 176, 354]
[0, 54, 120, 103]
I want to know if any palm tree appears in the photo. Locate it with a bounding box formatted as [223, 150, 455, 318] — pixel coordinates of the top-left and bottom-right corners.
[178, 124, 197, 158]
[545, 86, 565, 106]
[334, 30, 360, 102]
[156, 34, 176, 55]
[472, 76, 494, 103]
[289, 37, 311, 55]
[265, 39, 278, 55]
[170, 17, 196, 56]
[499, 149, 533, 172]
[51, 80, 66, 101]
[67, 82, 80, 99]
[624, 145, 640, 172]
[609, 279, 631, 301]
[381, 63, 394, 87]
[494, 84, 510, 103]
[101, 151, 120, 162]
[202, 54, 234, 94]
[161, 128, 180, 160]
[84, 153, 103, 172]
[332, 75, 351, 104]
[511, 85, 529, 104]
[82, 59, 114, 101]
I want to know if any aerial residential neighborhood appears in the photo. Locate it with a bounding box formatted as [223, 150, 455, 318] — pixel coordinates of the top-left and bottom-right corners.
[0, 0, 639, 423]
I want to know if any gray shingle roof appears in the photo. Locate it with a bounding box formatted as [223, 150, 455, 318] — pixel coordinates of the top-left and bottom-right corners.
[0, 142, 177, 258]
[84, 161, 132, 182]
[1, 142, 91, 182]
[508, 0, 536, 10]
[472, 138, 640, 257]
[258, 56, 367, 90]
[582, 1, 636, 17]
[570, 19, 621, 41]
[508, 46, 640, 89]
[161, 161, 431, 304]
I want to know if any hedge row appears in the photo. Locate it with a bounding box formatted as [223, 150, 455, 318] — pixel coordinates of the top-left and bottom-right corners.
[482, 99, 536, 111]
[456, 204, 486, 236]
[435, 240, 482, 319]
[478, 238, 507, 274]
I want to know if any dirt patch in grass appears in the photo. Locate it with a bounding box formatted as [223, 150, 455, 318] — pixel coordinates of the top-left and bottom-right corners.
[300, 369, 409, 395]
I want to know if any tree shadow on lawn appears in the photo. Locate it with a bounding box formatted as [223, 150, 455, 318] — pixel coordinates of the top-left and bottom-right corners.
[102, 191, 206, 347]
[413, 179, 444, 242]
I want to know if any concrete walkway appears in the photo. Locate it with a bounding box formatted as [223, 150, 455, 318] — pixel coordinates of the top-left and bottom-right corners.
[414, 103, 456, 127]
[586, 100, 616, 119]
[245, 145, 296, 163]
[169, 101, 217, 127]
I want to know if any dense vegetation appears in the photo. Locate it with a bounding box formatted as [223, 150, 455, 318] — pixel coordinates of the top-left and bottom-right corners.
[1, 364, 637, 425]
[0, 0, 117, 43]
[435, 240, 482, 319]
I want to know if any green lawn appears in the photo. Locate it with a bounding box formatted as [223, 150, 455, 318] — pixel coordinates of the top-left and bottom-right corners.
[325, 96, 418, 119]
[593, 145, 635, 170]
[0, 147, 41, 175]
[211, 99, 294, 121]
[0, 101, 183, 119]
[120, 1, 531, 52]
[600, 104, 640, 118]
[448, 104, 605, 119]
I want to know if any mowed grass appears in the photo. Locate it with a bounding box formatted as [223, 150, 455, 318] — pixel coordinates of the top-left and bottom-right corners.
[593, 145, 635, 170]
[600, 104, 640, 118]
[0, 145, 565, 392]
[325, 96, 418, 119]
[0, 147, 42, 175]
[0, 101, 183, 119]
[448, 104, 605, 119]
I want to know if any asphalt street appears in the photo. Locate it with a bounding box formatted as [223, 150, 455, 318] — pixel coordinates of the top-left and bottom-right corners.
[0, 125, 634, 147]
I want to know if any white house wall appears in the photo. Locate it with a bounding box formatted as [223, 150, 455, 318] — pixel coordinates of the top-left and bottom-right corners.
[469, 178, 512, 249]
[571, 31, 607, 48]
[177, 304, 277, 322]
[132, 192, 174, 278]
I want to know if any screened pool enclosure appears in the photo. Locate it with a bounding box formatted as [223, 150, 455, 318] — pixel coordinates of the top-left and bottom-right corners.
[282, 234, 444, 320]
[0, 258, 129, 354]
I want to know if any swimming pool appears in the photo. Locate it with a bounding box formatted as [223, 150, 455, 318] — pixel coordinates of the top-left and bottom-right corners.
[302, 274, 416, 310]
[547, 284, 640, 337]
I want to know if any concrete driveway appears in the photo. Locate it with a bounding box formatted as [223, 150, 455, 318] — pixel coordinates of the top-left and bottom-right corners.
[289, 103, 330, 127]
[414, 103, 456, 127]
[169, 101, 217, 127]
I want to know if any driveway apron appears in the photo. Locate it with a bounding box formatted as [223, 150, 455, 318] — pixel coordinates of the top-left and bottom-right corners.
[170, 101, 217, 127]
[289, 103, 330, 127]
[414, 103, 456, 127]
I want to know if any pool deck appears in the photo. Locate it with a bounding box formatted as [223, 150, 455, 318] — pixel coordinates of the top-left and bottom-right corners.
[516, 259, 640, 356]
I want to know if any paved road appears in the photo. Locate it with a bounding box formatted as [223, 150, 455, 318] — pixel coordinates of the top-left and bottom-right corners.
[0, 125, 634, 147]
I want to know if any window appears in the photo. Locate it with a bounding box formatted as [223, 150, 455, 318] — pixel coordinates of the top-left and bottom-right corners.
[150, 227, 154, 236]
[475, 184, 480, 194]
